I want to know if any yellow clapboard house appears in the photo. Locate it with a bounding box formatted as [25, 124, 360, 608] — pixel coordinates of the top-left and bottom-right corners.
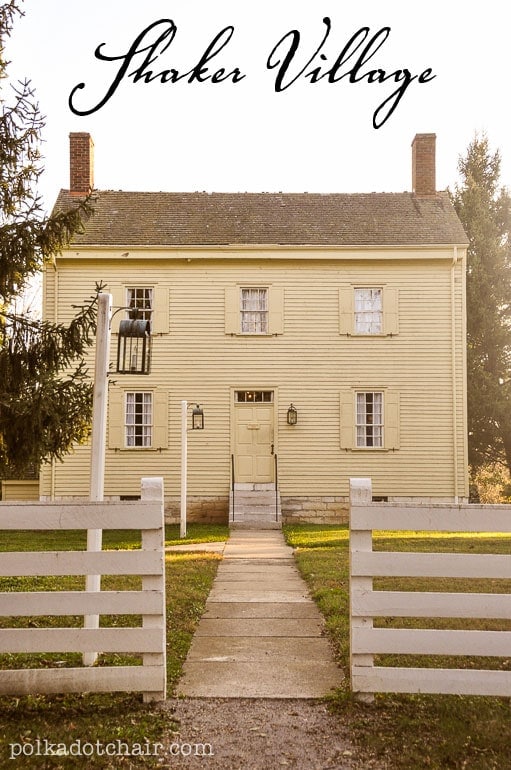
[40, 132, 469, 524]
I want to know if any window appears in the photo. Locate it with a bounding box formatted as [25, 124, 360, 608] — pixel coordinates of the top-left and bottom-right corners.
[125, 392, 152, 447]
[354, 288, 383, 334]
[339, 286, 399, 336]
[356, 392, 383, 447]
[225, 286, 284, 335]
[241, 288, 268, 334]
[127, 287, 153, 323]
[235, 390, 273, 403]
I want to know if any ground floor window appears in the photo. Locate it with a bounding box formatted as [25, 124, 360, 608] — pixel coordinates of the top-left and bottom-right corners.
[356, 391, 383, 447]
[125, 392, 153, 447]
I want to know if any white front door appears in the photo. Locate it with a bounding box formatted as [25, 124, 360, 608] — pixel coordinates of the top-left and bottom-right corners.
[233, 391, 274, 484]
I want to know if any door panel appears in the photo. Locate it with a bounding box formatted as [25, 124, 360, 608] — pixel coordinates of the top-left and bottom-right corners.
[234, 402, 274, 483]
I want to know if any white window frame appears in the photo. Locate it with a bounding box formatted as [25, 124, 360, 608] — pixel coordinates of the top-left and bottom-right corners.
[240, 288, 269, 334]
[354, 288, 383, 334]
[356, 391, 384, 448]
[126, 287, 154, 323]
[125, 392, 153, 448]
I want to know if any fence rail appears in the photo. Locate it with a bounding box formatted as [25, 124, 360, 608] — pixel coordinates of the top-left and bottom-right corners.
[349, 477, 511, 698]
[0, 477, 166, 702]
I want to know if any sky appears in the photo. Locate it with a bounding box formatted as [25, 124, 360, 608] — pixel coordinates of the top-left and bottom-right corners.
[5, 0, 511, 211]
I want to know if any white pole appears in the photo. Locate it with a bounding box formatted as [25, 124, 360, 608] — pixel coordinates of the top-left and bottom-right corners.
[180, 399, 188, 538]
[84, 291, 112, 666]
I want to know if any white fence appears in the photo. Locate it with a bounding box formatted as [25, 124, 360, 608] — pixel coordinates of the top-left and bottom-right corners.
[349, 478, 511, 697]
[0, 477, 166, 702]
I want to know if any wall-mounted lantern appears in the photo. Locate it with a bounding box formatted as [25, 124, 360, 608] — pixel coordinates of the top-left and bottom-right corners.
[287, 403, 298, 425]
[191, 404, 205, 430]
[116, 310, 151, 375]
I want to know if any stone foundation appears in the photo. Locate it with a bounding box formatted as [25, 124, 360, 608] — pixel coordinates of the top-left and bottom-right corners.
[164, 496, 229, 524]
[281, 496, 349, 525]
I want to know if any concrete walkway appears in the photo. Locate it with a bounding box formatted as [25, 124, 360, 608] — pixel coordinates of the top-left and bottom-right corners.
[177, 530, 344, 698]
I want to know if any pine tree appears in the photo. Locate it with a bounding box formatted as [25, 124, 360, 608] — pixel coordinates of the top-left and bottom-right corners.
[0, 1, 98, 476]
[451, 134, 511, 474]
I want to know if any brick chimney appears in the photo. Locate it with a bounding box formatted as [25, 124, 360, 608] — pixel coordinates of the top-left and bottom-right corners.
[412, 133, 436, 196]
[69, 132, 94, 195]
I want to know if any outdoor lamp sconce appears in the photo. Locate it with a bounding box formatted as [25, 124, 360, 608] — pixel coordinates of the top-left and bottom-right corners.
[287, 403, 298, 425]
[116, 310, 151, 375]
[191, 404, 205, 430]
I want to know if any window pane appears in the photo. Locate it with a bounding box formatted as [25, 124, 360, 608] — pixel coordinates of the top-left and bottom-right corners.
[354, 288, 382, 334]
[127, 287, 153, 322]
[241, 288, 268, 333]
[125, 392, 152, 447]
[356, 392, 383, 448]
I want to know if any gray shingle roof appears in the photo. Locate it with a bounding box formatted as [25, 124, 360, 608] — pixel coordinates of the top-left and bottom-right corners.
[55, 190, 468, 247]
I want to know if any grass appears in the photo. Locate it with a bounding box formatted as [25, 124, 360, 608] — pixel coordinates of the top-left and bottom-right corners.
[0, 525, 224, 768]
[283, 523, 511, 770]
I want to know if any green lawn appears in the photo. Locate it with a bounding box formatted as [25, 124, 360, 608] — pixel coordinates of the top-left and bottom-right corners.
[283, 523, 511, 770]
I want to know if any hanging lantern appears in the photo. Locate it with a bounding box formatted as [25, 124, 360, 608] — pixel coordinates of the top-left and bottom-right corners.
[116, 314, 151, 374]
[287, 403, 298, 425]
[191, 404, 205, 430]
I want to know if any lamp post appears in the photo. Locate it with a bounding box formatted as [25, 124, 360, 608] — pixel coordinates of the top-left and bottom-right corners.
[84, 294, 152, 666]
[180, 401, 205, 538]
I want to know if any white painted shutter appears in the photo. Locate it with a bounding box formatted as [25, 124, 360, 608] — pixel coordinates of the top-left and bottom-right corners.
[152, 287, 169, 334]
[383, 287, 399, 336]
[225, 287, 240, 334]
[108, 388, 124, 449]
[339, 287, 354, 335]
[384, 389, 400, 450]
[153, 390, 169, 449]
[268, 287, 284, 335]
[339, 391, 355, 449]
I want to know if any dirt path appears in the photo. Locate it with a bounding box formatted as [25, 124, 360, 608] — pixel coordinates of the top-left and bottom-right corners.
[159, 698, 386, 769]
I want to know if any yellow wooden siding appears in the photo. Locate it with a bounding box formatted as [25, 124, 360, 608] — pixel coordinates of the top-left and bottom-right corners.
[41, 251, 468, 501]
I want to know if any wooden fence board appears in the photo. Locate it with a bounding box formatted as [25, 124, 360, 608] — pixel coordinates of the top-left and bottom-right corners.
[351, 505, 511, 533]
[0, 550, 163, 577]
[0, 501, 162, 530]
[0, 590, 163, 616]
[352, 666, 511, 697]
[0, 666, 163, 696]
[351, 551, 511, 579]
[0, 627, 163, 654]
[353, 627, 511, 656]
[351, 589, 511, 619]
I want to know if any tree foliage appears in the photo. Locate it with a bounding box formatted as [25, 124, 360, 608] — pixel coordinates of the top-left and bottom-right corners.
[451, 134, 511, 474]
[0, 1, 97, 476]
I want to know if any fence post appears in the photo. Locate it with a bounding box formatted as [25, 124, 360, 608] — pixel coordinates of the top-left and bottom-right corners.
[349, 478, 375, 703]
[141, 477, 167, 702]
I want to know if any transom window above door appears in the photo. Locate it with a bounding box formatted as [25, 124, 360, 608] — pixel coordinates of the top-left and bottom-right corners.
[235, 391, 273, 403]
[240, 288, 268, 334]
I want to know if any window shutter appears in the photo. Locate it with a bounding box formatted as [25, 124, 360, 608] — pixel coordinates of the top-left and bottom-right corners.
[339, 391, 355, 449]
[268, 287, 284, 335]
[225, 287, 240, 334]
[152, 287, 169, 334]
[383, 287, 399, 335]
[109, 285, 125, 334]
[108, 388, 124, 449]
[153, 390, 169, 449]
[384, 389, 400, 449]
[339, 287, 354, 335]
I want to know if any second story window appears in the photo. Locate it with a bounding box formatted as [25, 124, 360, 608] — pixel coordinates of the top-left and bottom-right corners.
[241, 288, 268, 334]
[127, 287, 153, 323]
[354, 288, 383, 334]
